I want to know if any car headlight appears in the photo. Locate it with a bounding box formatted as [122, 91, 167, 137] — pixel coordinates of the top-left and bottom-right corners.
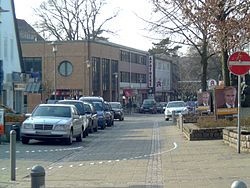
[167, 110, 171, 114]
[54, 124, 67, 131]
[22, 123, 33, 129]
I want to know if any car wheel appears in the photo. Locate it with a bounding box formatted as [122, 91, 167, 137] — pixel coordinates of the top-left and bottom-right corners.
[165, 118, 169, 121]
[76, 129, 83, 142]
[21, 137, 29, 144]
[83, 129, 87, 138]
[65, 130, 73, 145]
[94, 124, 98, 132]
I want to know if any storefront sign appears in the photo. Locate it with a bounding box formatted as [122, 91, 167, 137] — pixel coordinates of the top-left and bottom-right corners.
[148, 56, 154, 88]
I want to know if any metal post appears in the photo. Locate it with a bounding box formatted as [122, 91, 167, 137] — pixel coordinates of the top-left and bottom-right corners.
[31, 165, 45, 188]
[237, 75, 241, 154]
[51, 42, 58, 101]
[10, 130, 16, 181]
[231, 180, 247, 188]
[172, 111, 176, 124]
[180, 114, 183, 132]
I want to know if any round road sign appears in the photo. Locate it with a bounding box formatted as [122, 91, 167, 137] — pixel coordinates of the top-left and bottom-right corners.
[227, 51, 250, 76]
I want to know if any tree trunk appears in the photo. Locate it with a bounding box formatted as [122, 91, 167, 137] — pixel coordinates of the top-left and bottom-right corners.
[221, 49, 230, 86]
[201, 55, 208, 91]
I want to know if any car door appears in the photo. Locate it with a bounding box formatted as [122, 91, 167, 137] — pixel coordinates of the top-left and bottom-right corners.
[71, 107, 82, 136]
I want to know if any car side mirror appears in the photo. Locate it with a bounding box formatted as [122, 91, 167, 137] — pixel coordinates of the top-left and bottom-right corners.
[25, 113, 31, 118]
[73, 114, 79, 119]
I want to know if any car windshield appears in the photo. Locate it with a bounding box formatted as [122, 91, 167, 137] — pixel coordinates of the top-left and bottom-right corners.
[32, 106, 71, 117]
[143, 100, 155, 105]
[110, 103, 121, 109]
[58, 101, 84, 114]
[93, 102, 103, 111]
[167, 102, 186, 108]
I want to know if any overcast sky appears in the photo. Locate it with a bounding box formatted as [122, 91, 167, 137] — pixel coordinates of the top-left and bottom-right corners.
[13, 0, 156, 51]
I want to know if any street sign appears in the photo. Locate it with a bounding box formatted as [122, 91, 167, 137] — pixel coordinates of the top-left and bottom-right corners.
[227, 51, 250, 76]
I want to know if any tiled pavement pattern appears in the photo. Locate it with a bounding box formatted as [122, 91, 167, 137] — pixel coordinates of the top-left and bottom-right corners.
[1, 113, 250, 188]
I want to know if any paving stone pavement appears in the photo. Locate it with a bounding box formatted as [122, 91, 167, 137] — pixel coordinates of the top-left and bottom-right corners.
[1, 114, 250, 188]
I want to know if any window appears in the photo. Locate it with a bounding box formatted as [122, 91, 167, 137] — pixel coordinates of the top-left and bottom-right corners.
[58, 60, 73, 76]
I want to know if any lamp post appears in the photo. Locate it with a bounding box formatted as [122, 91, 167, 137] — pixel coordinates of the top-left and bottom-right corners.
[86, 60, 91, 96]
[113, 72, 118, 101]
[51, 42, 57, 100]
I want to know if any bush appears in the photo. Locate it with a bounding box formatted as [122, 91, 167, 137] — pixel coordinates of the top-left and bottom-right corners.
[195, 117, 250, 129]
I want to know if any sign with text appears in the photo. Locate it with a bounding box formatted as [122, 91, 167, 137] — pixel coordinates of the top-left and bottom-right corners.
[148, 56, 154, 88]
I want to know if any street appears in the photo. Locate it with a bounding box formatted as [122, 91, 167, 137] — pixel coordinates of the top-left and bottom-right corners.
[1, 113, 250, 188]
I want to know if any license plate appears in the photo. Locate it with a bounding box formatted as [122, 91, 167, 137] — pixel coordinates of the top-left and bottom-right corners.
[36, 131, 51, 135]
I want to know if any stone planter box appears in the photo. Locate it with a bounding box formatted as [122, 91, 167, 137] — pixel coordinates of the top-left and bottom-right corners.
[177, 122, 223, 141]
[223, 128, 250, 152]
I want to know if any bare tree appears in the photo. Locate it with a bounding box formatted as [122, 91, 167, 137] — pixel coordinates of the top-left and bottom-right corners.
[149, 0, 215, 91]
[210, 0, 250, 86]
[149, 0, 250, 90]
[34, 0, 119, 41]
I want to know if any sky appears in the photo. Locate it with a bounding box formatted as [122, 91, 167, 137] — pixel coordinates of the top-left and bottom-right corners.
[13, 0, 157, 51]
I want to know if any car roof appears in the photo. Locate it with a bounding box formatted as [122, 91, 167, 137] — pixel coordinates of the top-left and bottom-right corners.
[39, 103, 75, 108]
[57, 100, 84, 103]
[168, 101, 185, 103]
[79, 96, 104, 100]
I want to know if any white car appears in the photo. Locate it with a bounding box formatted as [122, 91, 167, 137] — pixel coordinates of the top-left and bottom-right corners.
[21, 104, 84, 145]
[164, 101, 189, 121]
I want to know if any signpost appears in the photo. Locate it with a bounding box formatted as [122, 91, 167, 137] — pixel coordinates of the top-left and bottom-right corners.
[227, 51, 250, 154]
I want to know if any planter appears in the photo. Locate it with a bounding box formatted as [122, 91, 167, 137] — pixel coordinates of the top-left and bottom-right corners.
[223, 128, 250, 152]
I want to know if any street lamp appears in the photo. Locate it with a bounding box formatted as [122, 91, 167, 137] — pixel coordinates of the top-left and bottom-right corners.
[86, 60, 91, 96]
[51, 41, 58, 100]
[113, 72, 118, 101]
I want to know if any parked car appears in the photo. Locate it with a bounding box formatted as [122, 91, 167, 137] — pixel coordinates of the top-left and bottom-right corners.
[164, 101, 189, 121]
[156, 102, 164, 113]
[109, 102, 124, 121]
[139, 99, 157, 114]
[79, 96, 106, 129]
[56, 100, 89, 137]
[83, 102, 98, 133]
[103, 101, 114, 126]
[21, 104, 84, 145]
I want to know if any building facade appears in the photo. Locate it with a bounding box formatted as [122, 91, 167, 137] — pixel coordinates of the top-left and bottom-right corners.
[0, 0, 25, 113]
[21, 40, 150, 112]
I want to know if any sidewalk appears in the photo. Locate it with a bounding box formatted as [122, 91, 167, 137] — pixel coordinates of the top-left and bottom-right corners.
[1, 117, 250, 188]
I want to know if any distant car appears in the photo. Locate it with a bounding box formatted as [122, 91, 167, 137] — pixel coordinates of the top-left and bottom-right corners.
[164, 101, 189, 121]
[104, 101, 114, 126]
[21, 104, 84, 145]
[109, 102, 124, 121]
[56, 100, 89, 137]
[156, 102, 164, 113]
[139, 99, 157, 114]
[83, 102, 98, 133]
[79, 96, 106, 129]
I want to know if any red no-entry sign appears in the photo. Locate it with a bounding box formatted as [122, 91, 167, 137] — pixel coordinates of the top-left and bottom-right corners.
[227, 51, 250, 76]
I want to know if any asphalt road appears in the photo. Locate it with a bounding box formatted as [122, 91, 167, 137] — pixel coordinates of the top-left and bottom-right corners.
[1, 112, 250, 188]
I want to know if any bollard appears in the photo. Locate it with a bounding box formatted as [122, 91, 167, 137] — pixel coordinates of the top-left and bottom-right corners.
[231, 180, 247, 188]
[10, 130, 16, 181]
[172, 111, 176, 124]
[179, 114, 183, 132]
[31, 165, 45, 188]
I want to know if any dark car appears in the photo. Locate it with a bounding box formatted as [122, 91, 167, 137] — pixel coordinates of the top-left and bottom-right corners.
[139, 99, 157, 114]
[109, 102, 124, 121]
[79, 96, 106, 130]
[83, 102, 98, 133]
[104, 101, 114, 126]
